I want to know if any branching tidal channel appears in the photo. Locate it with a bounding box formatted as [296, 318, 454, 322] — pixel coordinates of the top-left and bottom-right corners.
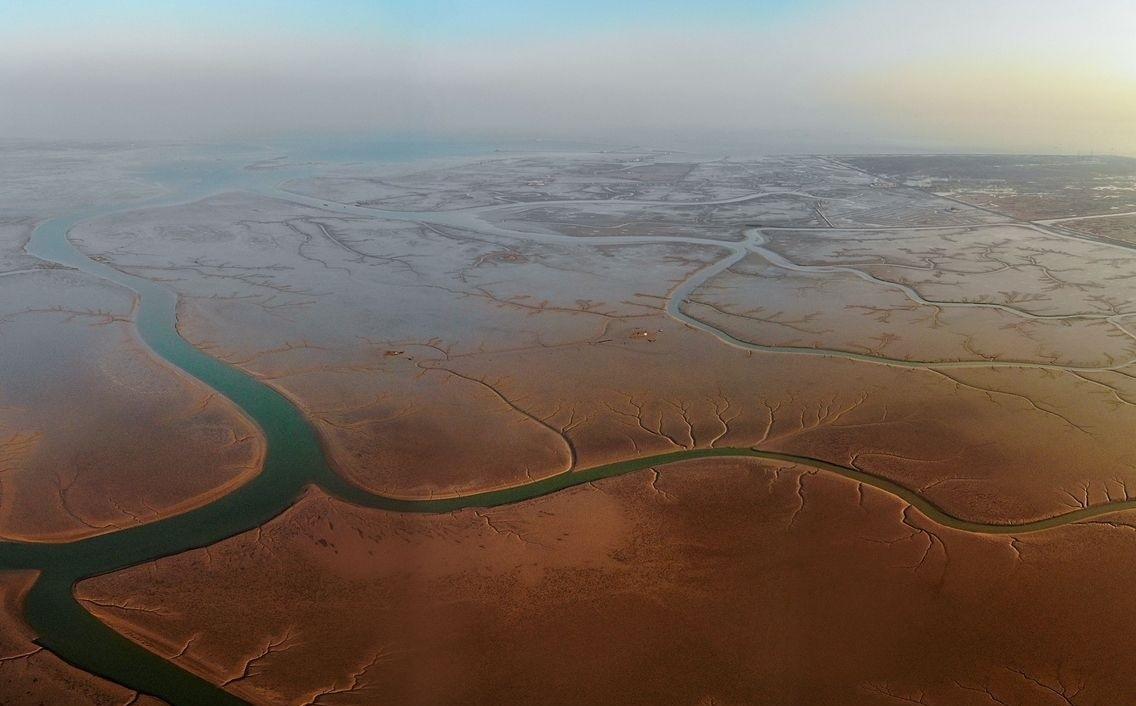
[4, 161, 1134, 705]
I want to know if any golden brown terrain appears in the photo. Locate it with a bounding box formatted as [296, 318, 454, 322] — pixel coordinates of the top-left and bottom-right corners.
[0, 215, 263, 541]
[0, 571, 166, 706]
[80, 458, 1136, 705]
[17, 149, 1136, 704]
[68, 155, 1136, 523]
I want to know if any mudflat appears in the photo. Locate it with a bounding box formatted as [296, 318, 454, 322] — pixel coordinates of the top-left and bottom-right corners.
[5, 145, 1136, 704]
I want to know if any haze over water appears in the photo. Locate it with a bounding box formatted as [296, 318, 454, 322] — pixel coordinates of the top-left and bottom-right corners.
[2, 0, 1134, 154]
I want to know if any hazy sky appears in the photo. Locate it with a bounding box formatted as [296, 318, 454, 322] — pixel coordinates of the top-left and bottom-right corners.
[2, 0, 1133, 153]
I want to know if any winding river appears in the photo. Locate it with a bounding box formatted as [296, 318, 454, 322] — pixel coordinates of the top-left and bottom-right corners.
[4, 153, 1136, 705]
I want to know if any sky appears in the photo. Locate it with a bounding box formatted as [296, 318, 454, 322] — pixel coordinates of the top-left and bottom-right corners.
[1, 0, 1134, 154]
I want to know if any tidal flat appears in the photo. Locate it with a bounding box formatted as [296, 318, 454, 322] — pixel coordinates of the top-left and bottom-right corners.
[81, 459, 1136, 705]
[3, 142, 1136, 704]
